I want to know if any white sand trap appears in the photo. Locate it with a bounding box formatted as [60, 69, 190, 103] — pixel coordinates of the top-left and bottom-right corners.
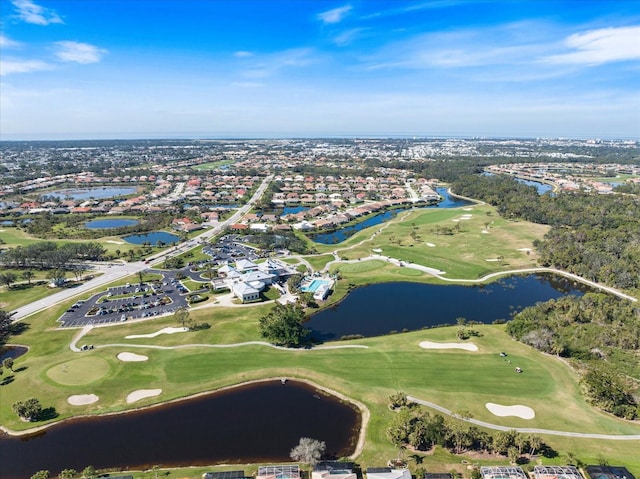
[125, 327, 188, 339]
[460, 217, 471, 220]
[117, 352, 148, 362]
[463, 208, 473, 211]
[127, 388, 162, 404]
[517, 248, 532, 252]
[485, 258, 500, 262]
[106, 240, 125, 244]
[452, 219, 460, 222]
[486, 402, 535, 419]
[68, 394, 99, 405]
[481, 230, 489, 234]
[419, 341, 478, 351]
[426, 243, 436, 247]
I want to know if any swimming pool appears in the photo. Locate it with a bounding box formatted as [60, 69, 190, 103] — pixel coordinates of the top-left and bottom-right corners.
[300, 279, 331, 293]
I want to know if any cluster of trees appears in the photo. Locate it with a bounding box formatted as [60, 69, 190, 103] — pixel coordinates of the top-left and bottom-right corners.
[30, 465, 99, 479]
[450, 174, 640, 290]
[0, 242, 106, 271]
[506, 293, 639, 419]
[258, 303, 310, 347]
[253, 231, 314, 255]
[386, 397, 547, 461]
[12, 397, 43, 422]
[20, 211, 172, 240]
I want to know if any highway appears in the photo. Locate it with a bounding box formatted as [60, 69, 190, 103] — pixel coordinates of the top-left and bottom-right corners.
[10, 175, 273, 321]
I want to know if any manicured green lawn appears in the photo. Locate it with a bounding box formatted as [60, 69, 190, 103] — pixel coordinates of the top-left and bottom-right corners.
[3, 300, 639, 474]
[304, 254, 334, 271]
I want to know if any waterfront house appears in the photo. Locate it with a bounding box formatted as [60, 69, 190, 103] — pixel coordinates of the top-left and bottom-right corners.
[257, 466, 301, 479]
[313, 462, 356, 479]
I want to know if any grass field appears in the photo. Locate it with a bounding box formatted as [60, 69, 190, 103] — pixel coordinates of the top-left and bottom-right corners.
[2, 202, 639, 476]
[304, 203, 548, 280]
[191, 160, 234, 170]
[3, 297, 640, 475]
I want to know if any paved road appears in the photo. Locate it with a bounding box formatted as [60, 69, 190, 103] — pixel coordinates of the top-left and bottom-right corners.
[10, 175, 273, 321]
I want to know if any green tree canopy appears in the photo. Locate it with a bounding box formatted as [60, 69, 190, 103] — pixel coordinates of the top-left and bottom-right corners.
[258, 303, 309, 347]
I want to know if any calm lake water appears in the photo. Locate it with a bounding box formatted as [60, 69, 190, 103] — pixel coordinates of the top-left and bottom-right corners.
[123, 231, 180, 245]
[0, 380, 360, 479]
[515, 178, 553, 195]
[309, 188, 472, 244]
[0, 345, 28, 362]
[306, 274, 589, 341]
[85, 219, 139, 229]
[47, 187, 137, 201]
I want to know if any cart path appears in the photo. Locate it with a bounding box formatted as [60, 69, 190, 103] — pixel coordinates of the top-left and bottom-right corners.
[408, 395, 640, 440]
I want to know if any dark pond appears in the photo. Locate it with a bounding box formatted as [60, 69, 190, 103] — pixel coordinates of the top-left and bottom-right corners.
[0, 380, 360, 479]
[309, 188, 472, 244]
[0, 345, 28, 362]
[85, 219, 139, 229]
[123, 231, 180, 245]
[306, 274, 590, 341]
[46, 187, 137, 201]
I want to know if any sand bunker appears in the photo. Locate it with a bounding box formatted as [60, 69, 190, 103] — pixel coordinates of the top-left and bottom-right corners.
[419, 341, 478, 351]
[68, 394, 99, 405]
[125, 327, 187, 339]
[426, 243, 436, 247]
[126, 388, 162, 403]
[486, 402, 535, 419]
[485, 258, 500, 262]
[517, 248, 532, 252]
[481, 230, 489, 234]
[463, 208, 473, 211]
[452, 219, 460, 222]
[117, 352, 148, 362]
[106, 240, 125, 244]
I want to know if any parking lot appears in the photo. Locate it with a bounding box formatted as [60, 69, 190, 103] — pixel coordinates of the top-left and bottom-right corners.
[58, 271, 190, 328]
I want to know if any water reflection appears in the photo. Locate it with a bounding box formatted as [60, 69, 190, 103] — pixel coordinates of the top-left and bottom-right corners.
[0, 380, 360, 479]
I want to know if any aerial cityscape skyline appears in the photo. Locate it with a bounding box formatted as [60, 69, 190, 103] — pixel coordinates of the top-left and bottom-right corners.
[1, 0, 639, 140]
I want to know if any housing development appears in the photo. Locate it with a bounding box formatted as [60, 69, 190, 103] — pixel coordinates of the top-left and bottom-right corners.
[0, 137, 639, 479]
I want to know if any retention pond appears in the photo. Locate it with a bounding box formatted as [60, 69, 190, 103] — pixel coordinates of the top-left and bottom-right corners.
[0, 380, 360, 479]
[306, 273, 591, 341]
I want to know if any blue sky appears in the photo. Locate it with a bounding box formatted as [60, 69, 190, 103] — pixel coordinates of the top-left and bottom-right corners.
[1, 0, 639, 140]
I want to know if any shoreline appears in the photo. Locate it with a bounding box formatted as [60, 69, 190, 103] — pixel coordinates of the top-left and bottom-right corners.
[0, 376, 370, 459]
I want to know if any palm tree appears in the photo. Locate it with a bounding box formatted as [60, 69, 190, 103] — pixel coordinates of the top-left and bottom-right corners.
[528, 434, 542, 456]
[22, 270, 34, 285]
[3, 357, 14, 372]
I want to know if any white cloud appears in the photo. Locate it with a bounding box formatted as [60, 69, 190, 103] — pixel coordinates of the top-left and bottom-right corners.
[543, 26, 640, 66]
[0, 58, 52, 76]
[241, 48, 316, 78]
[54, 41, 107, 64]
[333, 28, 365, 46]
[12, 0, 63, 25]
[317, 5, 352, 24]
[234, 51, 254, 58]
[0, 34, 22, 49]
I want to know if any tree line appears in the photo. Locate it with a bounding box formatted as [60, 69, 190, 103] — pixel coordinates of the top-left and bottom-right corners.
[449, 174, 640, 291]
[0, 241, 106, 271]
[506, 293, 640, 419]
[387, 394, 549, 463]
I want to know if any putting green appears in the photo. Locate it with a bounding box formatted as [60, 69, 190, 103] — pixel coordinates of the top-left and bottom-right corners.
[46, 356, 111, 386]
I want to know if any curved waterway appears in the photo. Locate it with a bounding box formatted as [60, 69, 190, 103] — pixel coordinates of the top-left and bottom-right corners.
[306, 273, 590, 341]
[0, 380, 360, 479]
[310, 187, 472, 244]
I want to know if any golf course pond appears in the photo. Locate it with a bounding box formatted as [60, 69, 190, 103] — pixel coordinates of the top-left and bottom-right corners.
[309, 187, 472, 244]
[0, 380, 360, 479]
[123, 231, 180, 245]
[84, 218, 140, 229]
[306, 273, 592, 341]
